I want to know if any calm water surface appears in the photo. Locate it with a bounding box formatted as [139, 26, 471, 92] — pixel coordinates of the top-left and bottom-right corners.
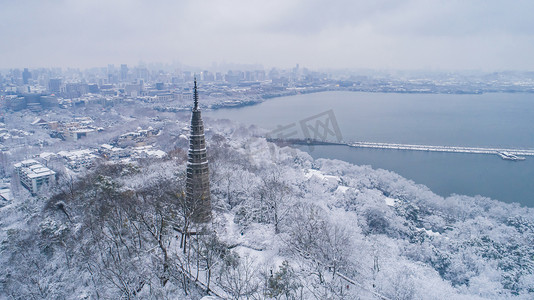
[206, 91, 534, 206]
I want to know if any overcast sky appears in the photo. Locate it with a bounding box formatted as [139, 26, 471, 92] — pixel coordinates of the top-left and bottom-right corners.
[2, 0, 534, 71]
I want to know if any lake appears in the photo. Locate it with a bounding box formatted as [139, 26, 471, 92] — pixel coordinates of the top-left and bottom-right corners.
[206, 91, 534, 206]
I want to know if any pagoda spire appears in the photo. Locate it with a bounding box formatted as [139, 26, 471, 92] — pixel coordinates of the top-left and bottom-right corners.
[193, 77, 199, 110]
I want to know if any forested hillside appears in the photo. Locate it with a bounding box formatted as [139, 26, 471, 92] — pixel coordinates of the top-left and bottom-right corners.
[1, 129, 533, 299]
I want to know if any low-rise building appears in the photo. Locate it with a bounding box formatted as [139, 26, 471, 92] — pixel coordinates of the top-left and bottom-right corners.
[100, 144, 130, 160]
[118, 127, 160, 145]
[14, 159, 56, 194]
[132, 145, 166, 159]
[0, 187, 12, 203]
[57, 149, 98, 170]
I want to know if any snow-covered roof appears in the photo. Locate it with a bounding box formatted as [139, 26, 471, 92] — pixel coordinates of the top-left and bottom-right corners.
[73, 128, 94, 133]
[132, 146, 167, 158]
[31, 118, 47, 125]
[27, 169, 55, 178]
[0, 188, 12, 201]
[14, 159, 39, 168]
[57, 149, 96, 161]
[22, 163, 56, 178]
[39, 152, 57, 160]
[304, 169, 340, 183]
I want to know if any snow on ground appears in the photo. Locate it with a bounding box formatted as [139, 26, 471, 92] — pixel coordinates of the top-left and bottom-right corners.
[416, 227, 441, 237]
[218, 213, 243, 245]
[384, 197, 397, 207]
[218, 213, 284, 270]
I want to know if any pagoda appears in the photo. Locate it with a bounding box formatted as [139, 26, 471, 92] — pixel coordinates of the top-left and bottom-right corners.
[185, 78, 211, 223]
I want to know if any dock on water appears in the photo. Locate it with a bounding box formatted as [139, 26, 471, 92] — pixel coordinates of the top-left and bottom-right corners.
[267, 138, 534, 161]
[349, 142, 534, 161]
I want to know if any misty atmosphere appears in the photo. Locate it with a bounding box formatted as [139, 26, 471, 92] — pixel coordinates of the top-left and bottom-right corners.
[1, 1, 534, 299]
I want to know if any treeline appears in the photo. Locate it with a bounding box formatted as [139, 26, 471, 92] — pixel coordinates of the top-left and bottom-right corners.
[2, 133, 534, 299]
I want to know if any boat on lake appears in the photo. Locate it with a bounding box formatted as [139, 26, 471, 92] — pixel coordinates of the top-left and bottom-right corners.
[498, 151, 526, 161]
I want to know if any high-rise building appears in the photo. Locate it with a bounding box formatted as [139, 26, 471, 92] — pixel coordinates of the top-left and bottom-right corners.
[22, 68, 31, 84]
[120, 64, 128, 82]
[185, 78, 211, 223]
[65, 83, 89, 98]
[88, 84, 100, 94]
[136, 67, 149, 82]
[201, 70, 214, 82]
[48, 78, 62, 94]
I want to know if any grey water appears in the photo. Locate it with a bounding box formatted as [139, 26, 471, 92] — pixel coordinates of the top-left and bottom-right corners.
[206, 91, 534, 206]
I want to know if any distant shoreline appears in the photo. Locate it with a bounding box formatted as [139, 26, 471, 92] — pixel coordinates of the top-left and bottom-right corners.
[208, 88, 534, 111]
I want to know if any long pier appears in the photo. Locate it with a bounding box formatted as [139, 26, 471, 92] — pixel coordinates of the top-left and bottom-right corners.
[350, 142, 534, 156]
[267, 138, 534, 160]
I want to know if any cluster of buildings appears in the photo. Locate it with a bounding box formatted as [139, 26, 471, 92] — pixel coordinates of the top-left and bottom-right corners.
[1, 75, 213, 230]
[55, 149, 98, 170]
[117, 126, 160, 146]
[100, 144, 166, 160]
[32, 116, 102, 141]
[3, 65, 534, 115]
[2, 94, 58, 111]
[0, 64, 334, 112]
[2, 118, 165, 197]
[0, 123, 31, 146]
[8, 142, 168, 197]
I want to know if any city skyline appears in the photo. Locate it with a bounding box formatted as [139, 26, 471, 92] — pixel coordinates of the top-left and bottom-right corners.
[2, 0, 534, 71]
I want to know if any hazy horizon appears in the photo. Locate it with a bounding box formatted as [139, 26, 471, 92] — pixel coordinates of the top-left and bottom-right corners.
[2, 0, 534, 71]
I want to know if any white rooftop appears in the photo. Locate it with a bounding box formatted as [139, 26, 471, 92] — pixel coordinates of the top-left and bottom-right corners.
[0, 188, 13, 201]
[17, 161, 56, 178]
